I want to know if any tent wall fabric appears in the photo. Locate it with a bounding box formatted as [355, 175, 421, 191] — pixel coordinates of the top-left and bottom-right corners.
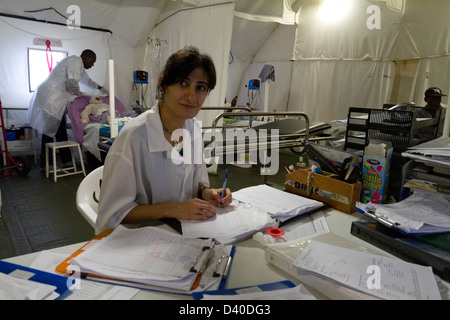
[146, 2, 235, 126]
[0, 0, 449, 127]
[231, 0, 450, 122]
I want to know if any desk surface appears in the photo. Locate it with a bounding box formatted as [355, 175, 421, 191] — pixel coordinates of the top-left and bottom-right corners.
[3, 208, 449, 300]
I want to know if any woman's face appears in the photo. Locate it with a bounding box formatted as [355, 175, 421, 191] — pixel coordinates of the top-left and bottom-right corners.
[162, 67, 209, 120]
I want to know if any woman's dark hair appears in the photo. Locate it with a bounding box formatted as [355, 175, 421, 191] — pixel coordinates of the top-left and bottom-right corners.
[159, 46, 216, 95]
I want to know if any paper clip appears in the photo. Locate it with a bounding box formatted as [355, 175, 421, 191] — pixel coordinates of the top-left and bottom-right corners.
[213, 255, 232, 278]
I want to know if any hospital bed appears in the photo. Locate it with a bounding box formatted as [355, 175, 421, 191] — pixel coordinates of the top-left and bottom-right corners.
[95, 108, 333, 168]
[67, 95, 136, 161]
[206, 110, 332, 157]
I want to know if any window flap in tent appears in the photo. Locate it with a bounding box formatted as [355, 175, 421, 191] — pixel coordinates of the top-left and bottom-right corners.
[369, 0, 405, 13]
[234, 0, 297, 25]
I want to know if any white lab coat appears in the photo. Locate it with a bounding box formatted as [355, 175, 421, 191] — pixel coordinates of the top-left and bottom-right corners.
[28, 55, 100, 137]
[95, 103, 209, 234]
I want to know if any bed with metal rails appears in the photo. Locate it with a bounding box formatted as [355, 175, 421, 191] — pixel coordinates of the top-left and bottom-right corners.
[97, 109, 333, 169]
[207, 110, 332, 154]
[203, 110, 333, 174]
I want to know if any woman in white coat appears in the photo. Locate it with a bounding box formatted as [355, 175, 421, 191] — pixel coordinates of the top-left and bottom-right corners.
[28, 49, 105, 169]
[96, 46, 232, 234]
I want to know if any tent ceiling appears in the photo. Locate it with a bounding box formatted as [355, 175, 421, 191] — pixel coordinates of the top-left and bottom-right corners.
[0, 0, 165, 46]
[0, 0, 300, 51]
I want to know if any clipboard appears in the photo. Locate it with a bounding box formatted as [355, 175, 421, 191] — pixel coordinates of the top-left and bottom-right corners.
[55, 227, 235, 293]
[355, 190, 450, 235]
[0, 260, 70, 299]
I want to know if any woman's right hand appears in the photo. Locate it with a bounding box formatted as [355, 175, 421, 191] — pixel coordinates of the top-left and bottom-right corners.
[169, 198, 216, 220]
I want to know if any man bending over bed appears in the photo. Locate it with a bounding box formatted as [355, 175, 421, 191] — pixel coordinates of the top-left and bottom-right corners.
[28, 49, 108, 171]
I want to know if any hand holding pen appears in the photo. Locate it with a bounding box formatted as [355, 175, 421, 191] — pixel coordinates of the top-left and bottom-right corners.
[218, 169, 232, 207]
[201, 169, 232, 208]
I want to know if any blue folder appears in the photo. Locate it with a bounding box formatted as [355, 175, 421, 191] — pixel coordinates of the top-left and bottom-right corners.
[191, 280, 296, 300]
[0, 260, 70, 299]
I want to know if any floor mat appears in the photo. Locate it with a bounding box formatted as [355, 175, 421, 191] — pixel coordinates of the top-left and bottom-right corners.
[0, 164, 95, 259]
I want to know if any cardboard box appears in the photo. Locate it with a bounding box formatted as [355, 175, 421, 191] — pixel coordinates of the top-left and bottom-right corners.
[361, 141, 393, 204]
[285, 168, 362, 214]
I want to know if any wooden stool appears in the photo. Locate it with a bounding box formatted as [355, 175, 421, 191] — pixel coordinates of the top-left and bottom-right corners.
[45, 141, 86, 182]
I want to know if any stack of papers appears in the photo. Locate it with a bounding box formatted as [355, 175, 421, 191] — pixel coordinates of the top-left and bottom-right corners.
[0, 260, 69, 300]
[181, 185, 324, 244]
[0, 272, 59, 300]
[402, 136, 450, 168]
[182, 200, 275, 244]
[69, 225, 232, 293]
[29, 251, 140, 300]
[292, 241, 442, 300]
[356, 189, 450, 234]
[232, 185, 324, 222]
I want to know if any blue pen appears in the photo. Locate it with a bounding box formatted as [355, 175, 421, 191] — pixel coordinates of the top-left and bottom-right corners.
[221, 169, 228, 205]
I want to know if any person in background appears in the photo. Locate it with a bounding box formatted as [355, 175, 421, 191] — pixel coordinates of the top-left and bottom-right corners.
[28, 49, 107, 171]
[96, 46, 232, 234]
[424, 87, 447, 136]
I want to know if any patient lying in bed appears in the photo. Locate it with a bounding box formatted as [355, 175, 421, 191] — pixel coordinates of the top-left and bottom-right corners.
[80, 96, 111, 123]
[67, 95, 136, 145]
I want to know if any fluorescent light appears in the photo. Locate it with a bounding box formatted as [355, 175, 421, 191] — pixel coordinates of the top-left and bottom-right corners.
[318, 0, 352, 23]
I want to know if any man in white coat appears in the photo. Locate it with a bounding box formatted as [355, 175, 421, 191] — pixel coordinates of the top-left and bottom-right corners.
[28, 49, 106, 170]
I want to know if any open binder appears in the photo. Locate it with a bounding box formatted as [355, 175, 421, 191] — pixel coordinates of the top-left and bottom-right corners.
[56, 225, 235, 294]
[181, 184, 324, 244]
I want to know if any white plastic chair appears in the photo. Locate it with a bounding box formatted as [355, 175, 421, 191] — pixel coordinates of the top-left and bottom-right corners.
[76, 166, 103, 229]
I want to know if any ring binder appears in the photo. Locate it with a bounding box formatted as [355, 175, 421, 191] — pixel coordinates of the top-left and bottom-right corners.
[364, 209, 400, 228]
[56, 226, 235, 294]
[190, 244, 216, 273]
[213, 255, 232, 277]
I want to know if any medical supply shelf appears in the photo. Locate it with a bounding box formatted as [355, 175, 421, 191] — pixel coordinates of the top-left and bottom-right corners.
[344, 107, 441, 200]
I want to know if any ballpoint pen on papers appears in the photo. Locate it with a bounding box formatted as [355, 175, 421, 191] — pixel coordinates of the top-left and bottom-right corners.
[220, 169, 228, 205]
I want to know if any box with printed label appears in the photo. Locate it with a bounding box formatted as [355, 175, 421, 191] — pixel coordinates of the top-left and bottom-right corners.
[361, 141, 393, 204]
[285, 168, 361, 214]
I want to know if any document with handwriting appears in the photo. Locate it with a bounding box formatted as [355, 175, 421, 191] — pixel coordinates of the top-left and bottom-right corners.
[70, 225, 227, 292]
[182, 185, 324, 244]
[292, 241, 441, 300]
[182, 200, 275, 244]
